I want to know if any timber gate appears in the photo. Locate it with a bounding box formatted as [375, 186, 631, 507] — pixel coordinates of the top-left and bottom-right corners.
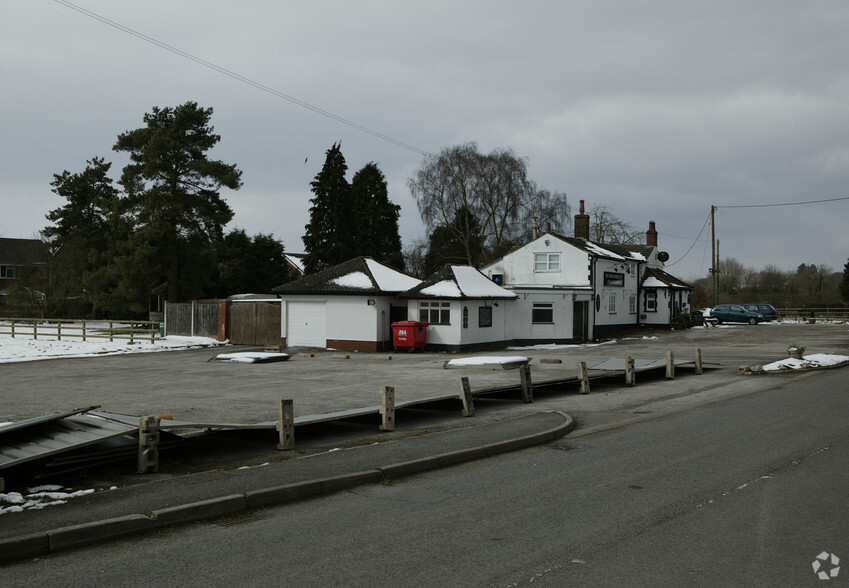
[229, 301, 281, 345]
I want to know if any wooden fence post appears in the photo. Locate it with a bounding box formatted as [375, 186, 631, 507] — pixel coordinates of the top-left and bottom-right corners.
[137, 415, 160, 474]
[519, 364, 534, 403]
[380, 386, 395, 431]
[625, 356, 636, 386]
[578, 361, 590, 394]
[694, 348, 703, 375]
[666, 351, 675, 379]
[458, 377, 475, 416]
[276, 399, 294, 450]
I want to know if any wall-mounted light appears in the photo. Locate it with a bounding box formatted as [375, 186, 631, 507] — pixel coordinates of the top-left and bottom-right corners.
[367, 299, 376, 306]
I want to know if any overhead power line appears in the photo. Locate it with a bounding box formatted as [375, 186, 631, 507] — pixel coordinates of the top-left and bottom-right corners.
[53, 0, 430, 157]
[717, 196, 849, 209]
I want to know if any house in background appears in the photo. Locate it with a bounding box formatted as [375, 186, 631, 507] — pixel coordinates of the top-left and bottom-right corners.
[481, 201, 693, 342]
[0, 238, 49, 316]
[283, 253, 306, 279]
[399, 265, 517, 351]
[273, 256, 420, 351]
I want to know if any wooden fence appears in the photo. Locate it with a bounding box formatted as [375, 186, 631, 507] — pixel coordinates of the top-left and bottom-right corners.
[164, 301, 220, 338]
[0, 318, 159, 342]
[777, 307, 849, 322]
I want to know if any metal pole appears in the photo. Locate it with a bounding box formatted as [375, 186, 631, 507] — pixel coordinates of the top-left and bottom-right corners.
[711, 205, 718, 306]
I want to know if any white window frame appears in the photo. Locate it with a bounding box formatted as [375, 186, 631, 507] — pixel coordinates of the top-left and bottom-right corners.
[532, 302, 554, 324]
[608, 292, 617, 313]
[629, 293, 637, 314]
[534, 252, 560, 272]
[646, 290, 657, 312]
[419, 301, 450, 325]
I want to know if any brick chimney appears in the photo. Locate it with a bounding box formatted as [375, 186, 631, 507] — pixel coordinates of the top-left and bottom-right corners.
[574, 200, 590, 239]
[646, 220, 658, 247]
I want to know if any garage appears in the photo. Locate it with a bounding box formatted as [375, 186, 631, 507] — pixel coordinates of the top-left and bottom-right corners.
[286, 301, 326, 347]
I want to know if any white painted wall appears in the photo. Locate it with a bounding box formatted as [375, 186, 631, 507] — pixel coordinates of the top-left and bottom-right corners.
[592, 258, 641, 328]
[481, 235, 591, 288]
[281, 295, 395, 345]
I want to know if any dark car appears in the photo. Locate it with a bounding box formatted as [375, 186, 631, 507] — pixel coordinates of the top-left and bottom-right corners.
[710, 304, 766, 325]
[742, 303, 778, 321]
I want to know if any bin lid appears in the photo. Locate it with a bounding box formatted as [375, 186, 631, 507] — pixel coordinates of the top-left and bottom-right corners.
[391, 320, 427, 327]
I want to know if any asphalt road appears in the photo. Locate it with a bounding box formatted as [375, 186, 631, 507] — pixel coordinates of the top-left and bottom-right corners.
[4, 360, 846, 586]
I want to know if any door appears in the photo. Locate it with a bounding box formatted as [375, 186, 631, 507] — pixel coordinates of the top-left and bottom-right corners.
[573, 301, 589, 342]
[287, 301, 326, 347]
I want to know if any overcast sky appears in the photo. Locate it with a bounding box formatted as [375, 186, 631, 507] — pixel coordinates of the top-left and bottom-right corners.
[3, 1, 848, 281]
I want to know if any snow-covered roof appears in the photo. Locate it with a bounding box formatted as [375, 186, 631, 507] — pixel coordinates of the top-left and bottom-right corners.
[274, 256, 421, 295]
[403, 265, 518, 299]
[641, 267, 693, 290]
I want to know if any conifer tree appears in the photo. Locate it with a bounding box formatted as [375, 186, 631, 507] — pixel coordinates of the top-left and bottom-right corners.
[351, 162, 403, 271]
[302, 143, 355, 273]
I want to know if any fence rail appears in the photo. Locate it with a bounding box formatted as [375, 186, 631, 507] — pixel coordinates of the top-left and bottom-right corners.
[776, 307, 849, 322]
[0, 318, 160, 343]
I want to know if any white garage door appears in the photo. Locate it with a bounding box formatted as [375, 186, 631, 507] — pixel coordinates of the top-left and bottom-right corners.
[287, 301, 327, 347]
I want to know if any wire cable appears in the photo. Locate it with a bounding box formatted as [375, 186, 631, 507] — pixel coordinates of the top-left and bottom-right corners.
[717, 196, 849, 209]
[53, 0, 431, 157]
[664, 210, 711, 267]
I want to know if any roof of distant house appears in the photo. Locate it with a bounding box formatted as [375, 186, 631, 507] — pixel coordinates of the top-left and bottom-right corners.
[273, 257, 420, 295]
[0, 238, 48, 265]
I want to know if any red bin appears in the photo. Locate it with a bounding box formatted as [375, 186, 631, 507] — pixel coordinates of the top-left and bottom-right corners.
[391, 321, 428, 352]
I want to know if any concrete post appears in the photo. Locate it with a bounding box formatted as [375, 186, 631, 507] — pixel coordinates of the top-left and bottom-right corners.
[519, 364, 534, 403]
[694, 348, 703, 375]
[625, 356, 636, 386]
[276, 399, 294, 450]
[458, 377, 475, 417]
[578, 361, 590, 394]
[137, 415, 160, 474]
[666, 351, 675, 379]
[380, 386, 395, 431]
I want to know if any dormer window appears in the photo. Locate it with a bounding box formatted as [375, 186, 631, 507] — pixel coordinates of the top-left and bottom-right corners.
[534, 252, 560, 272]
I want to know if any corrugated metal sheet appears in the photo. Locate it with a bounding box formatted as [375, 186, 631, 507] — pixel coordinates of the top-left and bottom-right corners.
[0, 412, 137, 471]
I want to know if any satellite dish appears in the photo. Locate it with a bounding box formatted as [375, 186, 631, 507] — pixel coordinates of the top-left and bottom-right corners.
[657, 251, 670, 262]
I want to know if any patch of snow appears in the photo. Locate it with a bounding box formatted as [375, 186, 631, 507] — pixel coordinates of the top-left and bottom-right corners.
[332, 271, 373, 289]
[215, 352, 288, 363]
[446, 356, 529, 367]
[642, 277, 667, 288]
[365, 259, 421, 292]
[1, 486, 96, 516]
[0, 333, 225, 364]
[507, 340, 618, 350]
[762, 353, 849, 371]
[451, 266, 517, 298]
[421, 280, 463, 298]
[584, 242, 625, 260]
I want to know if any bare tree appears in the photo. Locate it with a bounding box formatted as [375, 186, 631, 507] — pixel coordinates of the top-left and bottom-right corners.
[588, 204, 643, 244]
[408, 142, 570, 265]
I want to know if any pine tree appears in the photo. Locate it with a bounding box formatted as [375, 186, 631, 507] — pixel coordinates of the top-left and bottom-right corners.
[113, 102, 242, 302]
[302, 143, 355, 273]
[351, 162, 403, 270]
[840, 258, 849, 303]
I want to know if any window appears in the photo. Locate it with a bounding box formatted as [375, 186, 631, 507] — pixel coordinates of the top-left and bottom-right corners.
[463, 306, 469, 329]
[608, 292, 617, 313]
[629, 294, 637, 314]
[603, 272, 624, 287]
[0, 265, 16, 279]
[532, 303, 554, 323]
[646, 290, 657, 312]
[419, 301, 450, 324]
[534, 252, 560, 272]
[478, 306, 493, 328]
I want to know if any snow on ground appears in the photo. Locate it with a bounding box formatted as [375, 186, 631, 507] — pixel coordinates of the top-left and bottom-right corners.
[445, 356, 529, 367]
[761, 353, 849, 372]
[1, 485, 109, 516]
[0, 332, 226, 363]
[508, 340, 619, 351]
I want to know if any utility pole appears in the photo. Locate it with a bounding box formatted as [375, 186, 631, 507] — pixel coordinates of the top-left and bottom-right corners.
[710, 205, 719, 306]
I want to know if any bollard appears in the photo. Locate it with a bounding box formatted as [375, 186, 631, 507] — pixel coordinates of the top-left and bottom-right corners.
[694, 348, 703, 375]
[625, 356, 636, 386]
[380, 386, 395, 431]
[578, 361, 590, 394]
[519, 364, 534, 403]
[666, 351, 675, 379]
[276, 399, 294, 450]
[458, 377, 475, 417]
[137, 415, 160, 474]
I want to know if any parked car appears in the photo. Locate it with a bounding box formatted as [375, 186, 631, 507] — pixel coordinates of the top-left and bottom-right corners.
[709, 304, 766, 325]
[741, 303, 778, 321]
